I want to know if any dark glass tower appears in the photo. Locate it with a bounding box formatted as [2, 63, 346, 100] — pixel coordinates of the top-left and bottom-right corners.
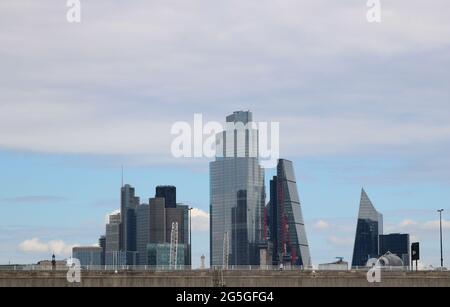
[121, 184, 140, 264]
[156, 186, 177, 208]
[98, 235, 106, 266]
[351, 189, 383, 267]
[379, 233, 410, 267]
[267, 159, 311, 267]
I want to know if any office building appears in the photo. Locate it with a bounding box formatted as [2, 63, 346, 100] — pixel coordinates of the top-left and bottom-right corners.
[147, 243, 185, 269]
[121, 184, 139, 259]
[266, 159, 311, 267]
[72, 246, 103, 267]
[379, 233, 410, 267]
[98, 235, 106, 266]
[156, 185, 177, 208]
[351, 189, 383, 267]
[210, 111, 266, 266]
[105, 212, 123, 266]
[136, 203, 150, 266]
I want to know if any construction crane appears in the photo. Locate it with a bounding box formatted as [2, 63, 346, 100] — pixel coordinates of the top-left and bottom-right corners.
[169, 222, 178, 270]
[223, 231, 229, 270]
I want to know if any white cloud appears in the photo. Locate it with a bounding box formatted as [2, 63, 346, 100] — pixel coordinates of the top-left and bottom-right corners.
[0, 0, 449, 170]
[399, 219, 419, 228]
[18, 238, 76, 256]
[395, 218, 450, 231]
[422, 219, 450, 231]
[191, 208, 209, 232]
[314, 219, 330, 230]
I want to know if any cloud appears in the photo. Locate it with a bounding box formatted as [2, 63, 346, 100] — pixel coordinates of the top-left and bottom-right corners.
[0, 196, 67, 204]
[0, 0, 449, 177]
[399, 219, 419, 228]
[313, 219, 330, 230]
[191, 208, 209, 232]
[18, 238, 76, 257]
[422, 219, 450, 231]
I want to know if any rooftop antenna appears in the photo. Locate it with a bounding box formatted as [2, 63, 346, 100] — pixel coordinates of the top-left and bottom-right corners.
[121, 165, 124, 188]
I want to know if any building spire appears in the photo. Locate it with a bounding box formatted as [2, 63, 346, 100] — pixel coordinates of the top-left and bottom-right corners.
[121, 165, 124, 188]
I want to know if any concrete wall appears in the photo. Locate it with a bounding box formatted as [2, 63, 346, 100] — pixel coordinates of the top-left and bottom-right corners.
[0, 270, 449, 287]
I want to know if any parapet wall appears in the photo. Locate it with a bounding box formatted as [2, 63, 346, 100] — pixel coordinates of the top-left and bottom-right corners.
[1, 270, 449, 287]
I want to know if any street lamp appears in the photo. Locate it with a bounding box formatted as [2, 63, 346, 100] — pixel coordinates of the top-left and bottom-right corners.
[438, 209, 444, 268]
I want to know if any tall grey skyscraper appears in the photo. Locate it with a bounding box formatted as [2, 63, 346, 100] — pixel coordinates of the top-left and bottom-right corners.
[267, 159, 311, 267]
[136, 203, 150, 266]
[351, 189, 383, 267]
[121, 184, 139, 263]
[105, 212, 125, 266]
[146, 197, 191, 267]
[210, 111, 265, 267]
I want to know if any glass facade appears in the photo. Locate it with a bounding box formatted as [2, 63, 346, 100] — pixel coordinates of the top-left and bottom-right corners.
[267, 159, 311, 267]
[156, 186, 177, 208]
[105, 212, 121, 266]
[379, 233, 410, 267]
[210, 111, 266, 267]
[121, 184, 139, 264]
[73, 247, 103, 267]
[147, 243, 185, 269]
[136, 204, 150, 265]
[351, 189, 383, 267]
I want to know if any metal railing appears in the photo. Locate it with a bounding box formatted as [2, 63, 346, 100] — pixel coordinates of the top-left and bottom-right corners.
[0, 264, 445, 272]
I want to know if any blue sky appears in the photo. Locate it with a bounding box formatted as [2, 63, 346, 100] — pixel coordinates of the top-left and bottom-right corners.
[1, 0, 450, 268]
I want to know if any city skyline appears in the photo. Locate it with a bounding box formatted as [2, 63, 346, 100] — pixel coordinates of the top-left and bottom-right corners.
[1, 111, 448, 269]
[1, 1, 450, 269]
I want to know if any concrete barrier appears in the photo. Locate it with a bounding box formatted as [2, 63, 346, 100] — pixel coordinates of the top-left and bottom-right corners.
[0, 270, 449, 287]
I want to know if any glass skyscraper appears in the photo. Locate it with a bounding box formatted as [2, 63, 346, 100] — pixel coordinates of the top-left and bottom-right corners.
[210, 111, 265, 267]
[351, 189, 383, 267]
[121, 184, 139, 258]
[267, 159, 311, 267]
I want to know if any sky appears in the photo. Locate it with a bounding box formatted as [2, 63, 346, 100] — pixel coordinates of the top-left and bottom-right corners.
[0, 0, 449, 268]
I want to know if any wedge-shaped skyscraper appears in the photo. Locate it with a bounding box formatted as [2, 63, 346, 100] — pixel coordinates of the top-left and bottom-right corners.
[267, 159, 311, 267]
[351, 189, 383, 267]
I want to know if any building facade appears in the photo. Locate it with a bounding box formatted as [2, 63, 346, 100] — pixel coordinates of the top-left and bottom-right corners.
[379, 233, 410, 267]
[210, 111, 266, 267]
[136, 204, 150, 266]
[156, 186, 177, 209]
[351, 189, 383, 267]
[105, 212, 122, 266]
[266, 159, 311, 267]
[98, 235, 106, 266]
[120, 184, 139, 264]
[72, 246, 103, 267]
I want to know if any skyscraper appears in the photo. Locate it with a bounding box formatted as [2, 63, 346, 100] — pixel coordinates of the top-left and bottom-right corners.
[351, 189, 384, 267]
[98, 235, 106, 266]
[121, 184, 139, 264]
[156, 186, 177, 209]
[136, 203, 150, 266]
[210, 111, 266, 267]
[267, 159, 311, 267]
[105, 212, 125, 266]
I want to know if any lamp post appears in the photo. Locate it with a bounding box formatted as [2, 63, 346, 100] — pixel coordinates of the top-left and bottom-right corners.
[438, 209, 444, 268]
